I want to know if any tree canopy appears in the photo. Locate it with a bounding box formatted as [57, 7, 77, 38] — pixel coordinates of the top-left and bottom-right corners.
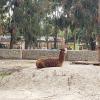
[0, 0, 99, 49]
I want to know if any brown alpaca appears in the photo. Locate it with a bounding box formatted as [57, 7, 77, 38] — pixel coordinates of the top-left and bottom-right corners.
[36, 49, 66, 69]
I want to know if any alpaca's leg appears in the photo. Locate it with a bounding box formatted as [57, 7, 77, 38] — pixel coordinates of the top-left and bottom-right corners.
[57, 63, 63, 67]
[36, 61, 46, 69]
[36, 61, 41, 68]
[41, 62, 46, 68]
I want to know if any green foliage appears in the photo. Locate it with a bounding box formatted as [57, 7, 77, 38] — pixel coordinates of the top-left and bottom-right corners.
[0, 71, 12, 78]
[0, 0, 99, 49]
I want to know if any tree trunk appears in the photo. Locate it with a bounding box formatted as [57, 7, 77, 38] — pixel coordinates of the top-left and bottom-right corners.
[9, 27, 16, 49]
[73, 32, 76, 50]
[10, 34, 14, 49]
[24, 34, 29, 49]
[25, 39, 32, 49]
[25, 40, 29, 49]
[46, 37, 49, 49]
[54, 26, 57, 49]
[54, 33, 57, 49]
[24, 32, 32, 49]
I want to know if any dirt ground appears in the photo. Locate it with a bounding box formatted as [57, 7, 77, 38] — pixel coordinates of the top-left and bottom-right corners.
[0, 60, 100, 100]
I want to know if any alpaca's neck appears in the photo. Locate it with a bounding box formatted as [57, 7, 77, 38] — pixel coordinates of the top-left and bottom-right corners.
[59, 52, 65, 63]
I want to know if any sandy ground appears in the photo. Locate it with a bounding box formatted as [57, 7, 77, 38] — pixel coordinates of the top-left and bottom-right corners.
[0, 60, 100, 100]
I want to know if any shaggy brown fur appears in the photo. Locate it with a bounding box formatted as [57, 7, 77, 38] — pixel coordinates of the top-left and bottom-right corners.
[36, 49, 65, 69]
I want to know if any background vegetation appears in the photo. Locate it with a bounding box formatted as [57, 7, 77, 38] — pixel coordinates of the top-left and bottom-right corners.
[0, 0, 99, 50]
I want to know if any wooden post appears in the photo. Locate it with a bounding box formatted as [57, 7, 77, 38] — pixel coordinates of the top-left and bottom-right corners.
[96, 0, 100, 61]
[96, 35, 100, 61]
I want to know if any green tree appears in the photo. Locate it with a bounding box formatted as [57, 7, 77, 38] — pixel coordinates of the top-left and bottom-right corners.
[60, 0, 98, 50]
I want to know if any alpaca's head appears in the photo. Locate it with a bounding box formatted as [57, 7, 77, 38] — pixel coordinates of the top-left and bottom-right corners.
[60, 48, 65, 51]
[60, 48, 66, 54]
[59, 48, 66, 63]
[60, 48, 67, 53]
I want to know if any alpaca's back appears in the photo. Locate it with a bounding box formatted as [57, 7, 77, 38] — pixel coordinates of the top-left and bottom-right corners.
[43, 58, 59, 67]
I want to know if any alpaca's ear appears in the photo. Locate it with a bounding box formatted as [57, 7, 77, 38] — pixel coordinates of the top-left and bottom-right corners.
[60, 48, 65, 51]
[60, 48, 67, 53]
[65, 48, 67, 53]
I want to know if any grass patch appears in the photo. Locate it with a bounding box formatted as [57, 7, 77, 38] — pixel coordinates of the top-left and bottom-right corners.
[0, 72, 12, 77]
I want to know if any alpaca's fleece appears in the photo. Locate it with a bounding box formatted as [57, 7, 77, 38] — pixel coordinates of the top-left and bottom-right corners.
[36, 49, 65, 69]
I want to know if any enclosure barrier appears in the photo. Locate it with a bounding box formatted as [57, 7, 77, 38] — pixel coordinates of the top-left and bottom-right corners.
[0, 49, 98, 61]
